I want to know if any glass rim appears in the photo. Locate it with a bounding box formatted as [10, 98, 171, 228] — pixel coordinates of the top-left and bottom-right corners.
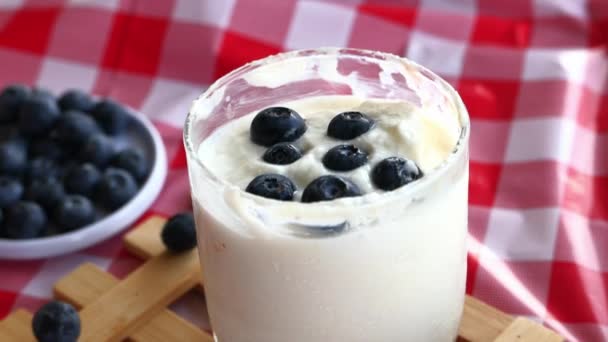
[183, 47, 471, 206]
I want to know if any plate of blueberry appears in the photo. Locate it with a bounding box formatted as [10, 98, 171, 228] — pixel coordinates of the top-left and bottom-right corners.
[0, 85, 167, 259]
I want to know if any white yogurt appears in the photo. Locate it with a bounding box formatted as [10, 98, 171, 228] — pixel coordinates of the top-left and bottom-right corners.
[186, 49, 470, 342]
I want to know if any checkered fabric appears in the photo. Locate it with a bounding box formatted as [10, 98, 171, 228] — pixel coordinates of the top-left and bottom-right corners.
[0, 0, 607, 340]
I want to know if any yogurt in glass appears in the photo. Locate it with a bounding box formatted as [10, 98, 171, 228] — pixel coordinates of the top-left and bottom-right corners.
[184, 48, 470, 342]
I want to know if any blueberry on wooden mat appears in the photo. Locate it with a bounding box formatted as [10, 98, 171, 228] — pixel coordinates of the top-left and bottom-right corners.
[262, 142, 302, 165]
[301, 175, 362, 203]
[322, 144, 368, 171]
[246, 174, 296, 201]
[161, 213, 197, 252]
[250, 107, 307, 146]
[371, 157, 422, 191]
[32, 300, 81, 342]
[327, 111, 374, 140]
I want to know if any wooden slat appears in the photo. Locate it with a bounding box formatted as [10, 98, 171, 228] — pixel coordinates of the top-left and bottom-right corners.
[0, 309, 35, 342]
[494, 317, 563, 342]
[54, 262, 212, 342]
[459, 295, 515, 341]
[124, 216, 167, 259]
[77, 250, 201, 342]
[125, 215, 206, 291]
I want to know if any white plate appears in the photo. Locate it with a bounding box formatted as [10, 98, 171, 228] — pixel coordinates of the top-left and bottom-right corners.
[0, 106, 168, 260]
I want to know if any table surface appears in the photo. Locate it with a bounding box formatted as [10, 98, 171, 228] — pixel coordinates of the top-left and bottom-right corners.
[0, 1, 607, 341]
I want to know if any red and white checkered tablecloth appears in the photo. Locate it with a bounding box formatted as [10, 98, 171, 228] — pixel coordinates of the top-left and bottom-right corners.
[0, 0, 607, 340]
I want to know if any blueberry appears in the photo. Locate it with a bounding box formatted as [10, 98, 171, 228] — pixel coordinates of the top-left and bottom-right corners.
[161, 213, 197, 253]
[96, 168, 139, 210]
[3, 201, 47, 239]
[32, 300, 81, 342]
[18, 94, 60, 137]
[301, 175, 362, 203]
[322, 144, 368, 171]
[58, 89, 95, 113]
[25, 178, 65, 211]
[29, 138, 65, 161]
[79, 134, 116, 167]
[245, 174, 296, 201]
[0, 177, 23, 208]
[0, 124, 20, 143]
[327, 111, 374, 140]
[250, 107, 307, 146]
[26, 157, 61, 183]
[110, 148, 149, 182]
[31, 87, 55, 102]
[0, 84, 29, 123]
[371, 157, 423, 191]
[0, 139, 27, 176]
[54, 195, 95, 232]
[91, 99, 130, 135]
[63, 163, 101, 197]
[54, 111, 100, 145]
[262, 143, 302, 165]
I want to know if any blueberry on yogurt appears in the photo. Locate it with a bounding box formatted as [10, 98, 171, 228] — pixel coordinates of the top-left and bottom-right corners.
[372, 157, 422, 191]
[301, 175, 362, 203]
[250, 107, 306, 146]
[322, 144, 368, 171]
[245, 174, 296, 201]
[327, 111, 374, 140]
[262, 143, 302, 165]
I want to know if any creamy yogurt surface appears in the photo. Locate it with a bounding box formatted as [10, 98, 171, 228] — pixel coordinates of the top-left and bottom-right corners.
[197, 94, 461, 200]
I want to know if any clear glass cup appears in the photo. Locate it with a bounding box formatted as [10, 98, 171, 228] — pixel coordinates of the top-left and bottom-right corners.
[184, 48, 470, 342]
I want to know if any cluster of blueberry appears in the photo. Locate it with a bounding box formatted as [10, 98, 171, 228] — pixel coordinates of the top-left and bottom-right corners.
[0, 85, 150, 239]
[246, 106, 423, 202]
